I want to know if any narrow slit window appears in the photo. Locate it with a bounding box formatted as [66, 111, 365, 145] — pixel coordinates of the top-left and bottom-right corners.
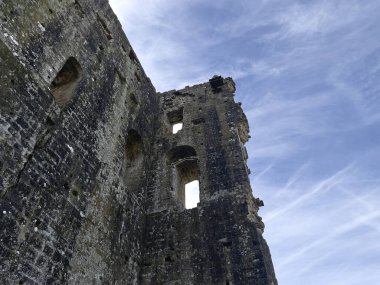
[172, 122, 183, 134]
[185, 180, 199, 209]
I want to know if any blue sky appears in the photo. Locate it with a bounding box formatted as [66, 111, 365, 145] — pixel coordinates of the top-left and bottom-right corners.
[109, 1, 380, 284]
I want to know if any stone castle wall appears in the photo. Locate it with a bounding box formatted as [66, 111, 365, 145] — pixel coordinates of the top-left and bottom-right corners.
[0, 0, 277, 284]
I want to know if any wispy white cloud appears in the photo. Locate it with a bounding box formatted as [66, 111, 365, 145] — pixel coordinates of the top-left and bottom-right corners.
[244, 91, 334, 161]
[258, 163, 380, 284]
[273, 162, 311, 197]
[277, 209, 380, 269]
[110, 0, 193, 90]
[276, 1, 360, 38]
[264, 164, 354, 222]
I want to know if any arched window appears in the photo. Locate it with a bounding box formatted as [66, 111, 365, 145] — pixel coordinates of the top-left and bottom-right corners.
[50, 57, 82, 108]
[167, 146, 200, 209]
[167, 146, 196, 163]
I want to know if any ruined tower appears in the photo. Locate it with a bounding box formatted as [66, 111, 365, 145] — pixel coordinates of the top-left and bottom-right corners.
[0, 0, 277, 284]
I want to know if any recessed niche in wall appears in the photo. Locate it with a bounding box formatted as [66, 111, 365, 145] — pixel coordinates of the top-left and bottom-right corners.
[97, 14, 112, 40]
[50, 57, 82, 108]
[192, 118, 205, 125]
[123, 130, 144, 193]
[125, 130, 143, 167]
[127, 92, 139, 114]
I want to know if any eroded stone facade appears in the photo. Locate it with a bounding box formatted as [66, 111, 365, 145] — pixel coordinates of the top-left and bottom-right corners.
[0, 0, 277, 284]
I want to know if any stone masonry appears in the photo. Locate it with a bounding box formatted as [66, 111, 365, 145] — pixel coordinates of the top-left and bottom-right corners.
[0, 0, 277, 284]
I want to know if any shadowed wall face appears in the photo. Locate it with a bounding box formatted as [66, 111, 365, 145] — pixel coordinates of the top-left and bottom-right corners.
[0, 0, 159, 283]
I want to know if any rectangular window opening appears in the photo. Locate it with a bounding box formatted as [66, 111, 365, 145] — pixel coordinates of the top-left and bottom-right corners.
[167, 107, 183, 134]
[172, 122, 183, 134]
[185, 180, 199, 209]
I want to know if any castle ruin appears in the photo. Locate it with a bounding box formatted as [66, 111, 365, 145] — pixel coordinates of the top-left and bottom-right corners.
[0, 0, 277, 284]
